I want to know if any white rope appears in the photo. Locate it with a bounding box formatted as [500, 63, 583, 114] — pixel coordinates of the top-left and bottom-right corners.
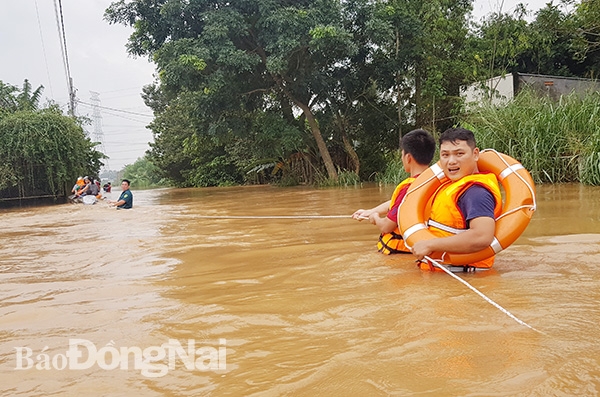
[424, 256, 546, 335]
[482, 148, 537, 212]
[495, 204, 535, 221]
[194, 215, 351, 219]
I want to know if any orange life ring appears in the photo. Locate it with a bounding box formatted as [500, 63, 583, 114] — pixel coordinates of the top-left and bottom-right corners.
[398, 149, 536, 265]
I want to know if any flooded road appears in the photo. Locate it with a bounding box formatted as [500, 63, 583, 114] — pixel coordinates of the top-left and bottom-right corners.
[1, 183, 599, 396]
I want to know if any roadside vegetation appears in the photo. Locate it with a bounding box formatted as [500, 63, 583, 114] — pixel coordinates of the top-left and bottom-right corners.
[465, 89, 600, 185]
[380, 88, 600, 186]
[0, 80, 104, 201]
[122, 156, 170, 189]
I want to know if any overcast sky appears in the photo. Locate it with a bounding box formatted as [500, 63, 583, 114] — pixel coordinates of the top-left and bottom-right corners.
[1, 0, 554, 171]
[1, 0, 155, 171]
[472, 0, 552, 19]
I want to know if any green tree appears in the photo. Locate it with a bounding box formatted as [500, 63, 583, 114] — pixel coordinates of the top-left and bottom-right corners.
[517, 4, 580, 76]
[0, 107, 104, 198]
[468, 6, 530, 81]
[108, 0, 600, 187]
[0, 80, 104, 200]
[122, 155, 167, 188]
[106, 0, 360, 183]
[467, 2, 600, 81]
[347, 0, 473, 134]
[413, 0, 472, 131]
[0, 81, 18, 112]
[570, 0, 600, 77]
[16, 79, 45, 111]
[0, 79, 44, 113]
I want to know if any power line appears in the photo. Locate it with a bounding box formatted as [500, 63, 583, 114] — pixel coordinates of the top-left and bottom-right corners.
[79, 109, 151, 124]
[108, 149, 152, 155]
[102, 124, 151, 128]
[104, 141, 152, 146]
[53, 0, 76, 116]
[78, 101, 154, 118]
[101, 86, 146, 94]
[52, 0, 68, 99]
[34, 0, 54, 98]
[102, 93, 145, 100]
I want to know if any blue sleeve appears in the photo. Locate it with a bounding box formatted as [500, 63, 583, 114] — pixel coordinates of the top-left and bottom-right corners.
[457, 185, 496, 227]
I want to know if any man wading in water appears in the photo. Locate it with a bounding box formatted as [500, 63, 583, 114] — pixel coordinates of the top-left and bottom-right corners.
[108, 179, 133, 209]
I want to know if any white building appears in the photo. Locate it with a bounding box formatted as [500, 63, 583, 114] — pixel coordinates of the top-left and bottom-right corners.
[462, 73, 600, 106]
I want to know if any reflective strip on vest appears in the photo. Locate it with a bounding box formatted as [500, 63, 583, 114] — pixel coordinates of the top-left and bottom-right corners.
[427, 219, 466, 235]
[427, 224, 505, 255]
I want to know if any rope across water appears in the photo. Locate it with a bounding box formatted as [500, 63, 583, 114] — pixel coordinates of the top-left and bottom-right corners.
[193, 215, 352, 219]
[424, 255, 546, 335]
[193, 214, 544, 334]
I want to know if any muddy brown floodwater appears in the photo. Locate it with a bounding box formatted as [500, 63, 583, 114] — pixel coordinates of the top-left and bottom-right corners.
[1, 183, 600, 396]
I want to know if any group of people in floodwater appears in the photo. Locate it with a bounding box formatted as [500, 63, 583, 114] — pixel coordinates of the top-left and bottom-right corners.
[69, 176, 133, 209]
[353, 127, 504, 273]
[63, 127, 513, 271]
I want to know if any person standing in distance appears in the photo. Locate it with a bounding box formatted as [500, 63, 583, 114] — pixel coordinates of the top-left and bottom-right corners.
[108, 179, 133, 209]
[352, 129, 436, 254]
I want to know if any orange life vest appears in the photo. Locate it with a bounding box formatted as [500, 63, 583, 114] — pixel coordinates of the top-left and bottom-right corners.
[377, 177, 415, 254]
[426, 173, 502, 268]
[400, 151, 536, 271]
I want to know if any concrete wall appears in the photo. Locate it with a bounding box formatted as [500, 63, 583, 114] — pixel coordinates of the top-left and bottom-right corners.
[461, 73, 600, 106]
[517, 74, 600, 100]
[461, 74, 515, 106]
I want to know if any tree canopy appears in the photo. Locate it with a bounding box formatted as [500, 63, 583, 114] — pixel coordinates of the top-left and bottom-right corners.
[105, 0, 600, 187]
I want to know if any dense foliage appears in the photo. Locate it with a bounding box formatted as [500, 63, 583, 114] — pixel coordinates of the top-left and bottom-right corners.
[104, 0, 600, 187]
[122, 155, 169, 188]
[0, 80, 104, 200]
[465, 88, 600, 185]
[105, 0, 473, 186]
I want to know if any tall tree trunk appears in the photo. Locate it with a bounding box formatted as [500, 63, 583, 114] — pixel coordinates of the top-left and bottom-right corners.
[265, 59, 338, 181]
[335, 112, 359, 175]
[431, 95, 436, 132]
[341, 132, 359, 175]
[395, 28, 402, 149]
[396, 82, 403, 149]
[279, 94, 297, 128]
[293, 99, 338, 181]
[414, 65, 425, 128]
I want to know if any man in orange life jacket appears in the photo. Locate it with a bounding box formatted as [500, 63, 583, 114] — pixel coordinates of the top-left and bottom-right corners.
[410, 127, 502, 270]
[352, 129, 436, 254]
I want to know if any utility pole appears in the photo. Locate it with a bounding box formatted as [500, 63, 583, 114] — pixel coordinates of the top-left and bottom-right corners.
[54, 0, 77, 117]
[68, 77, 77, 116]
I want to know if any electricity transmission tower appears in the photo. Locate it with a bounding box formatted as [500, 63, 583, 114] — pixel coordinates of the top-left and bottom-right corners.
[89, 91, 109, 171]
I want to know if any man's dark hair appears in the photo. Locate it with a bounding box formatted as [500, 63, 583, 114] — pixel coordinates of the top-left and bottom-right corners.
[401, 129, 436, 165]
[122, 179, 131, 185]
[439, 127, 476, 149]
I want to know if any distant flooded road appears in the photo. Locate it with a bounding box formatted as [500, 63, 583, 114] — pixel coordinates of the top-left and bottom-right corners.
[1, 183, 599, 396]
